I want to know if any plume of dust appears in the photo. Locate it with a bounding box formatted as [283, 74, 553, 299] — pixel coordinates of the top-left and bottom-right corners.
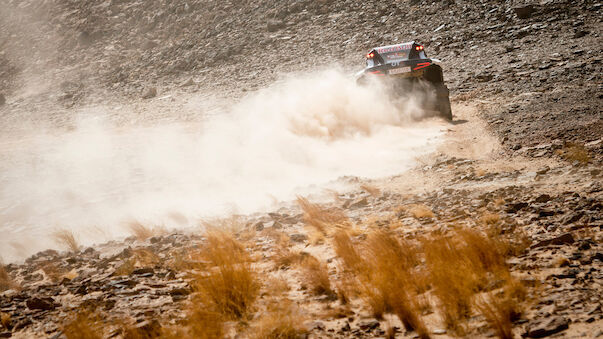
[0, 69, 444, 262]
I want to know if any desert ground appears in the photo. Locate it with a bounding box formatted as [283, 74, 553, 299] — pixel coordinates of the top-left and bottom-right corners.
[0, 0, 601, 338]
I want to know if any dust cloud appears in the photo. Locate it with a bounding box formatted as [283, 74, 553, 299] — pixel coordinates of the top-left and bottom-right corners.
[0, 70, 445, 262]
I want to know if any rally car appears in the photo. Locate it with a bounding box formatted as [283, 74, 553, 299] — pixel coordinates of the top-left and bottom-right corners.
[356, 41, 452, 120]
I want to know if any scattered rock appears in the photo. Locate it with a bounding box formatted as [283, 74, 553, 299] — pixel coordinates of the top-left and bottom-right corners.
[131, 267, 154, 275]
[524, 316, 569, 338]
[534, 194, 552, 203]
[253, 221, 264, 231]
[358, 319, 380, 331]
[181, 78, 195, 87]
[514, 5, 536, 19]
[562, 211, 584, 225]
[343, 197, 369, 209]
[532, 233, 575, 249]
[310, 321, 326, 331]
[142, 87, 157, 99]
[506, 202, 528, 213]
[266, 19, 285, 32]
[289, 233, 308, 243]
[26, 297, 56, 311]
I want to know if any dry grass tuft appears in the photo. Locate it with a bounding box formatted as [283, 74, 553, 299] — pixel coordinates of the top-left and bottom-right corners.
[407, 204, 435, 219]
[177, 308, 224, 339]
[475, 294, 513, 339]
[273, 248, 304, 270]
[192, 230, 259, 320]
[52, 229, 80, 252]
[360, 183, 381, 197]
[61, 311, 103, 339]
[300, 255, 334, 296]
[0, 261, 16, 292]
[494, 198, 506, 207]
[201, 215, 246, 235]
[307, 228, 326, 245]
[251, 301, 307, 339]
[363, 231, 427, 336]
[127, 221, 157, 241]
[422, 228, 509, 334]
[475, 280, 525, 339]
[333, 230, 429, 337]
[480, 212, 501, 225]
[332, 231, 365, 272]
[41, 262, 65, 282]
[487, 225, 532, 257]
[332, 226, 530, 337]
[555, 142, 591, 165]
[1, 312, 11, 330]
[297, 196, 349, 234]
[265, 276, 291, 297]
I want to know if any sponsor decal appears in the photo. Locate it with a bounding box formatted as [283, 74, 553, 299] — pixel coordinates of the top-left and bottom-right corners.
[376, 44, 412, 54]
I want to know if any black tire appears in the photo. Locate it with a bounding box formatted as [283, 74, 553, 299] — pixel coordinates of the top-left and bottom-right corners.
[434, 84, 452, 120]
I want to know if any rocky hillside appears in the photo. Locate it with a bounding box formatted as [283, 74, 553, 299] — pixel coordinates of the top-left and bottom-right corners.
[1, 0, 601, 152]
[0, 0, 601, 338]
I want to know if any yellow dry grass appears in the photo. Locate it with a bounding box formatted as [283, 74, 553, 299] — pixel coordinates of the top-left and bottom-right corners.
[407, 204, 435, 219]
[126, 221, 156, 241]
[297, 196, 349, 234]
[1, 312, 11, 330]
[192, 230, 259, 320]
[300, 255, 333, 297]
[273, 248, 303, 270]
[41, 262, 65, 282]
[200, 215, 246, 235]
[332, 231, 365, 273]
[250, 301, 308, 339]
[475, 279, 526, 339]
[52, 229, 80, 252]
[265, 276, 291, 297]
[360, 183, 381, 197]
[0, 261, 16, 292]
[332, 225, 530, 338]
[61, 311, 103, 339]
[480, 212, 501, 225]
[475, 168, 488, 177]
[333, 230, 429, 338]
[307, 228, 326, 245]
[555, 142, 591, 165]
[422, 228, 512, 335]
[164, 308, 224, 339]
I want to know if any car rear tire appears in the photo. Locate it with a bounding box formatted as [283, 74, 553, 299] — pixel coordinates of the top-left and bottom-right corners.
[434, 84, 452, 121]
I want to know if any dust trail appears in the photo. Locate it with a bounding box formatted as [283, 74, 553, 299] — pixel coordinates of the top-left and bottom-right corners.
[0, 70, 445, 262]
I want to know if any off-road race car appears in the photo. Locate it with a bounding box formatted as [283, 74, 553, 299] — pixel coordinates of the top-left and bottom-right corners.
[356, 41, 452, 120]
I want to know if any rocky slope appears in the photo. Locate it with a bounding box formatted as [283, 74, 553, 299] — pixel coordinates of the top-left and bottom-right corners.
[1, 0, 601, 151]
[0, 0, 601, 338]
